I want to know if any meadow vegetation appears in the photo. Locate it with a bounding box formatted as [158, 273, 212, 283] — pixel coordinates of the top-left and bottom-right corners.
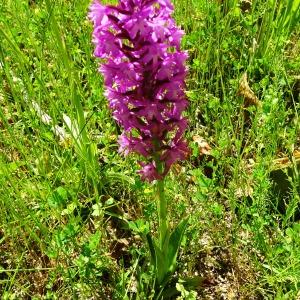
[0, 0, 300, 299]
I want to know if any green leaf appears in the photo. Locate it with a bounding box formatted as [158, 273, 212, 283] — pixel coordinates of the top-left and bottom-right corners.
[146, 233, 156, 267]
[128, 219, 150, 235]
[153, 242, 168, 285]
[146, 233, 171, 286]
[47, 186, 68, 209]
[166, 217, 189, 275]
[92, 203, 103, 217]
[61, 202, 77, 216]
[105, 197, 114, 206]
[89, 232, 101, 250]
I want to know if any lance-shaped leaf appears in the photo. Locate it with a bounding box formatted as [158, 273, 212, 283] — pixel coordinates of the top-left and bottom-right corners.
[166, 217, 189, 275]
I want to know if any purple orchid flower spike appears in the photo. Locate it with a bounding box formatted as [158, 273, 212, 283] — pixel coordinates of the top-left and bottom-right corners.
[89, 0, 189, 181]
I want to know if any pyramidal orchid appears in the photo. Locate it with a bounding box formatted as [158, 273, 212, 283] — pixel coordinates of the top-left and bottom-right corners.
[89, 0, 189, 182]
[89, 0, 189, 293]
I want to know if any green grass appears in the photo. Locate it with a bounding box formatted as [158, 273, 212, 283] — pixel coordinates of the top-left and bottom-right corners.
[1, 0, 300, 299]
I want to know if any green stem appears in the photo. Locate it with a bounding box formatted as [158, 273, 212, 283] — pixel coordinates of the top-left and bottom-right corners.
[157, 178, 168, 248]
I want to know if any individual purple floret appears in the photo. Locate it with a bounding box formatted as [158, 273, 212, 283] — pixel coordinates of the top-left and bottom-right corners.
[89, 0, 189, 181]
